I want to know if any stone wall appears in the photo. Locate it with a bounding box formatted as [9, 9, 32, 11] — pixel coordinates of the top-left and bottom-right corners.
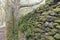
[19, 1, 60, 40]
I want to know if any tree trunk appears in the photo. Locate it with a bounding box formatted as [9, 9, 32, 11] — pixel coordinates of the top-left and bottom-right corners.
[6, 0, 20, 40]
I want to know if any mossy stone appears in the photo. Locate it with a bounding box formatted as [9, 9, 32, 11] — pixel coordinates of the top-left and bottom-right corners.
[40, 38, 45, 40]
[34, 33, 41, 39]
[33, 28, 45, 33]
[54, 20, 60, 23]
[56, 25, 60, 29]
[54, 34, 60, 39]
[45, 36, 55, 40]
[54, 23, 59, 26]
[48, 29, 57, 35]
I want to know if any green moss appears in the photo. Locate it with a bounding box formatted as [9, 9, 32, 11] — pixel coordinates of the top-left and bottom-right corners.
[45, 36, 55, 40]
[33, 28, 45, 33]
[34, 34, 41, 39]
[54, 23, 59, 26]
[54, 34, 60, 39]
[40, 38, 45, 40]
[53, 8, 60, 12]
[56, 25, 60, 29]
[42, 12, 49, 15]
[48, 29, 57, 35]
[26, 28, 34, 36]
[54, 20, 60, 23]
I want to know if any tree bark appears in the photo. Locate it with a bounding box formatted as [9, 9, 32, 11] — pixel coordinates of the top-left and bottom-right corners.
[6, 0, 20, 40]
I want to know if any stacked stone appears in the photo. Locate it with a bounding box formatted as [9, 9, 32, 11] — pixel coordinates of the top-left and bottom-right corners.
[19, 9, 60, 40]
[19, 1, 60, 40]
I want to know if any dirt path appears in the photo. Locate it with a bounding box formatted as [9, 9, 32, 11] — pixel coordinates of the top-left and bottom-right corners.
[0, 27, 5, 40]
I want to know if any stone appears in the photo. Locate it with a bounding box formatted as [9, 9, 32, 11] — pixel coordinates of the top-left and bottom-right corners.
[49, 12, 56, 16]
[44, 22, 49, 27]
[48, 22, 54, 28]
[44, 28, 51, 32]
[45, 33, 49, 35]
[47, 16, 54, 22]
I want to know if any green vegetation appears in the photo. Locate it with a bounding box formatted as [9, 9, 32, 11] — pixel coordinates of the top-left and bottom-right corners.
[54, 34, 60, 39]
[18, 0, 60, 40]
[6, 9, 18, 40]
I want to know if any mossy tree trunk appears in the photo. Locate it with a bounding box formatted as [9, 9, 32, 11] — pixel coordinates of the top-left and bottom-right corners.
[5, 0, 20, 40]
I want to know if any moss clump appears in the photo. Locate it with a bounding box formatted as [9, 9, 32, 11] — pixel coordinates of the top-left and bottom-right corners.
[54, 20, 60, 23]
[54, 23, 59, 26]
[45, 36, 55, 40]
[56, 25, 60, 29]
[48, 29, 58, 35]
[54, 34, 60, 39]
[40, 38, 45, 40]
[33, 28, 45, 33]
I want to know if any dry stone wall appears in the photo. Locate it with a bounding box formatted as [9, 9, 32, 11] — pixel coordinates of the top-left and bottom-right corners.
[19, 1, 60, 40]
